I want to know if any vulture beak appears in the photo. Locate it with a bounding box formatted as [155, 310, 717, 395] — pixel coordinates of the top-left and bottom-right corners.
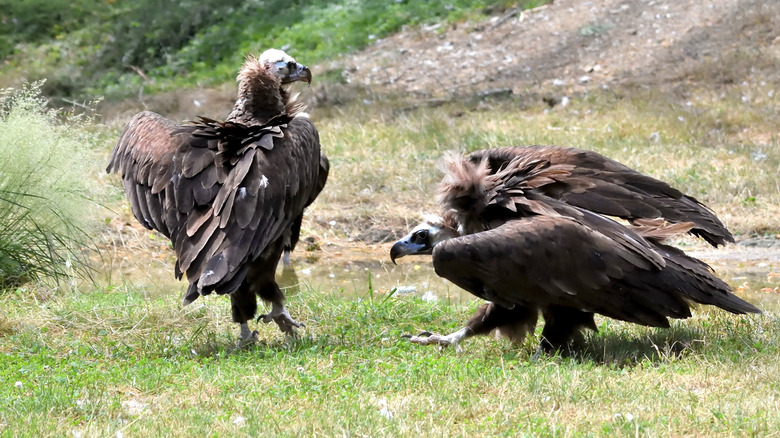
[391, 219, 457, 265]
[284, 63, 312, 86]
[390, 239, 430, 265]
[390, 229, 434, 265]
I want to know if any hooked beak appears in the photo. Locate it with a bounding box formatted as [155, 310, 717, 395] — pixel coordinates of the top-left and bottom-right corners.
[284, 63, 312, 85]
[390, 238, 431, 265]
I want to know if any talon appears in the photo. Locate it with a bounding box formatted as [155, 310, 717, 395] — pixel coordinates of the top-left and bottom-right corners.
[404, 327, 470, 351]
[237, 323, 259, 347]
[401, 330, 434, 340]
[258, 303, 305, 335]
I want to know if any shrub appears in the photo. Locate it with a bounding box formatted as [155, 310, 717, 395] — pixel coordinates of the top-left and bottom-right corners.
[0, 82, 103, 289]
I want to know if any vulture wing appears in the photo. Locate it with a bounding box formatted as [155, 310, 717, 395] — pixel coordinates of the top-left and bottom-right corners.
[107, 111, 180, 237]
[107, 112, 323, 303]
[467, 146, 733, 246]
[284, 152, 330, 254]
[432, 212, 756, 329]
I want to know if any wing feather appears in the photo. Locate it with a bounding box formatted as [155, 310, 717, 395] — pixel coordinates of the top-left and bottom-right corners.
[467, 146, 734, 246]
[109, 110, 326, 302]
[175, 115, 323, 297]
[432, 216, 692, 327]
[107, 111, 184, 238]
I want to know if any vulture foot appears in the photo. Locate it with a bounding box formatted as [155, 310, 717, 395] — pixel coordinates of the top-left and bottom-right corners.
[258, 303, 305, 335]
[237, 322, 259, 347]
[531, 338, 579, 361]
[403, 328, 470, 352]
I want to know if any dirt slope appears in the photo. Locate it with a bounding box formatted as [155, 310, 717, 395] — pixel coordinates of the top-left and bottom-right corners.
[336, 0, 779, 99]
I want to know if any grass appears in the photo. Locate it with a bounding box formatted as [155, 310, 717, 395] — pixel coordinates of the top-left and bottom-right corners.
[0, 0, 536, 100]
[2, 2, 779, 436]
[11, 30, 773, 438]
[311, 85, 780, 242]
[0, 82, 106, 288]
[1, 280, 779, 437]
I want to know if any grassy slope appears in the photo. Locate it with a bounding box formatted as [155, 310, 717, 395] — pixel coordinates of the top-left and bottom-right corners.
[0, 0, 528, 100]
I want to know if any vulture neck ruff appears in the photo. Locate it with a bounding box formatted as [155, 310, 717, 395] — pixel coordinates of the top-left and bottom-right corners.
[437, 152, 577, 235]
[227, 57, 304, 126]
[437, 153, 492, 235]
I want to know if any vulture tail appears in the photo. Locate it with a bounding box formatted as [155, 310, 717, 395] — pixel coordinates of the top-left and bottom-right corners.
[653, 243, 761, 315]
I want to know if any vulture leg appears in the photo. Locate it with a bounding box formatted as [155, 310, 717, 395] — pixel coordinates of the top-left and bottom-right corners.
[535, 306, 597, 358]
[230, 283, 259, 344]
[238, 322, 258, 345]
[406, 302, 538, 351]
[250, 240, 305, 335]
[282, 214, 304, 267]
[405, 328, 472, 352]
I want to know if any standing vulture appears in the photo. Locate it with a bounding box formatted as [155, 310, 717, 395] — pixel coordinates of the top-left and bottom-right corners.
[107, 49, 328, 342]
[390, 146, 759, 354]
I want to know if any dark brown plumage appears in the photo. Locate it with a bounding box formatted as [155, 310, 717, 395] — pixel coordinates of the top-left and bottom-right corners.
[390, 147, 759, 355]
[107, 49, 328, 342]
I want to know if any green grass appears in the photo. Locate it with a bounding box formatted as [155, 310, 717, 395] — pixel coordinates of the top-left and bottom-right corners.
[1, 282, 778, 437]
[0, 0, 538, 100]
[2, 2, 779, 436]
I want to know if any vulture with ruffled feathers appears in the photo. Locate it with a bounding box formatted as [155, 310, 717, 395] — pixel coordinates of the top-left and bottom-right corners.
[391, 146, 759, 354]
[107, 49, 328, 342]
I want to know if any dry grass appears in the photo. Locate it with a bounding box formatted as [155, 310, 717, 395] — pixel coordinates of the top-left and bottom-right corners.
[309, 85, 779, 244]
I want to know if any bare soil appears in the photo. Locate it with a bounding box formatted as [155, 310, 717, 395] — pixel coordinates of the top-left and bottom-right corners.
[337, 0, 779, 100]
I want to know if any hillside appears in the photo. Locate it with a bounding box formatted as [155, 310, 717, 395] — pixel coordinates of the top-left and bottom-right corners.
[341, 0, 778, 101]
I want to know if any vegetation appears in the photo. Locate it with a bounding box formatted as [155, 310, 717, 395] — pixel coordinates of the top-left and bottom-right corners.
[1, 281, 778, 436]
[1, 1, 779, 437]
[0, 82, 104, 289]
[0, 0, 532, 100]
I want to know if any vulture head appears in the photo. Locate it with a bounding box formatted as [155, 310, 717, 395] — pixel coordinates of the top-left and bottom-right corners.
[390, 215, 458, 264]
[230, 49, 312, 124]
[255, 48, 313, 85]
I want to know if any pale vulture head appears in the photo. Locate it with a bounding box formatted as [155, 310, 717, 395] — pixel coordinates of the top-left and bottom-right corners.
[390, 215, 459, 264]
[257, 48, 312, 85]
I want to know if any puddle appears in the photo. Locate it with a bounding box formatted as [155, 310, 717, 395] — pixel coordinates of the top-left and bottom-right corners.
[102, 243, 780, 313]
[282, 243, 780, 312]
[686, 246, 780, 311]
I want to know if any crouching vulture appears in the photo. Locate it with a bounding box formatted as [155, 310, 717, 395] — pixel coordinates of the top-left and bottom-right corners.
[390, 146, 759, 354]
[107, 49, 328, 342]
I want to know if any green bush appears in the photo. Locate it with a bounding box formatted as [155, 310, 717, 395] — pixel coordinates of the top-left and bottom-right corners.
[1, 0, 536, 100]
[0, 82, 103, 289]
[0, 0, 102, 59]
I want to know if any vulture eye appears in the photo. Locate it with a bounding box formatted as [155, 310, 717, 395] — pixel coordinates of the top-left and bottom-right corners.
[287, 61, 297, 70]
[275, 61, 289, 73]
[413, 229, 429, 243]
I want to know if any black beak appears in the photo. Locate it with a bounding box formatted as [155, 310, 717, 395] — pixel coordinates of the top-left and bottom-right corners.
[284, 63, 312, 85]
[390, 239, 429, 265]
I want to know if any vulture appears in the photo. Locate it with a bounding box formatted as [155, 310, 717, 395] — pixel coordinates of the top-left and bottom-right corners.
[390, 146, 759, 354]
[107, 49, 329, 342]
